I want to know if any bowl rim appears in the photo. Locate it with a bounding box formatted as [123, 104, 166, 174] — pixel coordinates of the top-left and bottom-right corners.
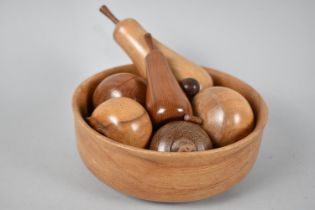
[72, 64, 268, 157]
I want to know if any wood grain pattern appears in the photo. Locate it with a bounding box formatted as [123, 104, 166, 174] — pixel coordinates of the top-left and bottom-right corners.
[92, 72, 146, 108]
[72, 64, 268, 202]
[193, 87, 254, 147]
[87, 97, 152, 148]
[144, 33, 193, 125]
[150, 121, 212, 152]
[99, 5, 213, 90]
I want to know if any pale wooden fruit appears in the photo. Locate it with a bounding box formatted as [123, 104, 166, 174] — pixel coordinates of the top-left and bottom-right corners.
[99, 5, 213, 90]
[72, 64, 268, 202]
[113, 19, 213, 90]
[87, 97, 152, 148]
[193, 87, 254, 147]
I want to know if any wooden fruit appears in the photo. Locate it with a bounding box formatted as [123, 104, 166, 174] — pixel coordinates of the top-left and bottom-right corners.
[150, 121, 213, 152]
[144, 33, 193, 125]
[99, 5, 213, 90]
[87, 97, 152, 148]
[179, 78, 200, 99]
[92, 72, 146, 108]
[193, 87, 254, 147]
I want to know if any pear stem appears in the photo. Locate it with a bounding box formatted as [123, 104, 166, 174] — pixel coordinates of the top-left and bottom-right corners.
[100, 5, 120, 24]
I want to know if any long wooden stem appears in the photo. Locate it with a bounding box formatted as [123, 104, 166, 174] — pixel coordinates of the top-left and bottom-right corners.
[100, 5, 120, 24]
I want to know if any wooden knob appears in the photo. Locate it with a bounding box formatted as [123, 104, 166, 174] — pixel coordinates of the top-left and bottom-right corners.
[193, 87, 254, 147]
[179, 78, 200, 98]
[87, 97, 152, 148]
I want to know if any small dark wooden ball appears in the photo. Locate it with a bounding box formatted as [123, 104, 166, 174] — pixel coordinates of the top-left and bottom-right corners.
[179, 78, 200, 98]
[150, 121, 213, 152]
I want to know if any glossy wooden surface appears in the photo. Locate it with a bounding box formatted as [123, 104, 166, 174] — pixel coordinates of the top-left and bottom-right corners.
[99, 5, 213, 90]
[193, 87, 254, 147]
[144, 34, 193, 125]
[150, 121, 212, 152]
[92, 72, 146, 108]
[87, 97, 152, 148]
[179, 78, 200, 99]
[72, 64, 268, 202]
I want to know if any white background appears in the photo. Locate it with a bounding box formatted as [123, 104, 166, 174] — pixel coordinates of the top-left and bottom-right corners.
[1, 0, 314, 209]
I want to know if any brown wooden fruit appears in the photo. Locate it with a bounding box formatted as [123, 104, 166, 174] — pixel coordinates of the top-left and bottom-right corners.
[144, 33, 193, 125]
[92, 72, 146, 108]
[99, 5, 213, 90]
[150, 121, 212, 152]
[193, 87, 254, 147]
[87, 97, 152, 148]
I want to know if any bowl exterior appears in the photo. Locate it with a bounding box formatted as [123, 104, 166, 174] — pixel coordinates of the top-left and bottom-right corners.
[72, 64, 268, 202]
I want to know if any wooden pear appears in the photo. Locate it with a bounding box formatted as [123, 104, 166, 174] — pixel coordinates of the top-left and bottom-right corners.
[99, 5, 213, 90]
[144, 33, 193, 125]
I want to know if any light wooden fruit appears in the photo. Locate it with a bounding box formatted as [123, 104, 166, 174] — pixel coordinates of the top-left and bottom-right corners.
[193, 87, 254, 147]
[99, 5, 213, 90]
[87, 97, 152, 148]
[72, 64, 268, 202]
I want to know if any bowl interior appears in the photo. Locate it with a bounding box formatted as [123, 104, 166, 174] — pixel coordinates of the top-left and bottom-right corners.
[72, 64, 268, 155]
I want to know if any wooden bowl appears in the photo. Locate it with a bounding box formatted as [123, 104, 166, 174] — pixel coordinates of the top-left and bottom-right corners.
[72, 64, 268, 202]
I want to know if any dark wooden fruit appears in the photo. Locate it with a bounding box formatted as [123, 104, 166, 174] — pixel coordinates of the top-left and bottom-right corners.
[144, 33, 193, 125]
[92, 72, 146, 108]
[179, 78, 200, 98]
[150, 121, 213, 152]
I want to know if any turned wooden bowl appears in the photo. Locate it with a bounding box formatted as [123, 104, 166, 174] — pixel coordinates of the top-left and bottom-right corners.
[72, 64, 268, 202]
